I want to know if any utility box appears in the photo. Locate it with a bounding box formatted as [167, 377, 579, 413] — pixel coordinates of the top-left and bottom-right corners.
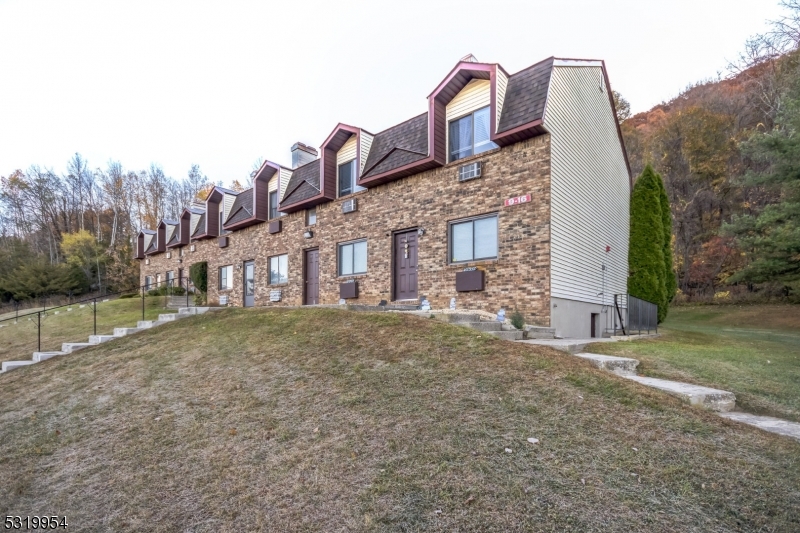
[339, 281, 358, 299]
[455, 270, 484, 292]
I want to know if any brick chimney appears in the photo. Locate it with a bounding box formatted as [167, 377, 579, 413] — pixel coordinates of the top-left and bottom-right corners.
[291, 142, 318, 169]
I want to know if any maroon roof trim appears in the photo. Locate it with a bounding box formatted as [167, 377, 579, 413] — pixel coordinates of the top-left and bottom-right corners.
[223, 161, 279, 230]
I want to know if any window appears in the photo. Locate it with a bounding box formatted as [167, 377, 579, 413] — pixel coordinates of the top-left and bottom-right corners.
[166, 271, 175, 287]
[269, 191, 278, 219]
[337, 160, 365, 197]
[338, 239, 367, 276]
[219, 265, 233, 290]
[448, 106, 498, 162]
[449, 214, 498, 263]
[145, 276, 153, 290]
[269, 254, 288, 285]
[306, 206, 317, 226]
[156, 273, 161, 287]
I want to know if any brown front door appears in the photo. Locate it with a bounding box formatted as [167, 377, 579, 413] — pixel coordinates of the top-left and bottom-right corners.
[394, 230, 419, 301]
[304, 248, 320, 305]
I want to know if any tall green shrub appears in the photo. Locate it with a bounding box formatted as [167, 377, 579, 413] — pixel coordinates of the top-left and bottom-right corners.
[656, 172, 677, 305]
[189, 261, 208, 293]
[629, 164, 667, 322]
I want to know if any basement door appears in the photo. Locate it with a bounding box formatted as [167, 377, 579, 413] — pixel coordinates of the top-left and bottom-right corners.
[394, 229, 419, 301]
[243, 260, 255, 307]
[304, 248, 320, 305]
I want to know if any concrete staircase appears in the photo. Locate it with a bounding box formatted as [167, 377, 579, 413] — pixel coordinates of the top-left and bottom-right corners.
[435, 313, 525, 341]
[0, 307, 220, 374]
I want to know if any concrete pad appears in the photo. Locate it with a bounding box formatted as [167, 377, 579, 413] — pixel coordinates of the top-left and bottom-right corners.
[623, 375, 736, 412]
[719, 412, 800, 442]
[33, 351, 66, 362]
[61, 342, 96, 354]
[67, 308, 73, 311]
[2, 360, 36, 372]
[88, 335, 116, 344]
[574, 353, 639, 376]
[113, 327, 140, 337]
[463, 321, 503, 332]
[519, 338, 614, 354]
[79, 304, 86, 308]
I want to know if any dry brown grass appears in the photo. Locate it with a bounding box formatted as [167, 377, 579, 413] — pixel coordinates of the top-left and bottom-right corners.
[1, 308, 799, 532]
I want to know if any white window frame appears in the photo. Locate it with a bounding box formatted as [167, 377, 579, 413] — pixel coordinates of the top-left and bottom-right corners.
[145, 276, 153, 290]
[448, 214, 499, 264]
[338, 239, 367, 276]
[448, 105, 498, 163]
[166, 270, 175, 287]
[269, 254, 288, 285]
[269, 190, 278, 220]
[306, 206, 317, 226]
[219, 265, 233, 290]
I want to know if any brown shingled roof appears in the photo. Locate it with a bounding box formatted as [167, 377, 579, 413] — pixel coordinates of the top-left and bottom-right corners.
[281, 160, 320, 206]
[361, 113, 428, 179]
[225, 188, 254, 226]
[191, 212, 206, 238]
[497, 57, 554, 134]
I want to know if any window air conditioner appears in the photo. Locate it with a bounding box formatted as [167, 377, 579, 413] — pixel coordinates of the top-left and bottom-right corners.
[342, 198, 357, 214]
[458, 161, 482, 182]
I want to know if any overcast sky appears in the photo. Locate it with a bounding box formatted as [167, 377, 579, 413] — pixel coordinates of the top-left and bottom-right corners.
[0, 0, 785, 186]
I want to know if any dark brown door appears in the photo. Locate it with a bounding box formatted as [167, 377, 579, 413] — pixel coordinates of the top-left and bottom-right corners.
[304, 248, 319, 305]
[591, 313, 598, 338]
[394, 230, 419, 300]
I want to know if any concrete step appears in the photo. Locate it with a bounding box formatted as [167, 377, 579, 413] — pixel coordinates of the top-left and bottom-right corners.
[2, 360, 36, 372]
[178, 306, 220, 315]
[623, 375, 735, 412]
[436, 313, 485, 324]
[486, 330, 524, 341]
[158, 313, 183, 322]
[463, 321, 503, 332]
[519, 338, 614, 354]
[61, 342, 97, 354]
[33, 351, 66, 362]
[137, 320, 165, 329]
[525, 326, 556, 339]
[113, 327, 141, 337]
[719, 412, 800, 441]
[88, 335, 116, 344]
[574, 353, 639, 376]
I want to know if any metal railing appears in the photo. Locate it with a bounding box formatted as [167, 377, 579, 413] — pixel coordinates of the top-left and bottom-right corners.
[613, 294, 658, 336]
[0, 278, 197, 356]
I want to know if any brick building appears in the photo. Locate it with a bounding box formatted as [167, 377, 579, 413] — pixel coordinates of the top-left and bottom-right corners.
[137, 56, 631, 338]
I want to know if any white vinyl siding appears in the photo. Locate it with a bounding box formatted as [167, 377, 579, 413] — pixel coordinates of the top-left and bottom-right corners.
[279, 167, 292, 201]
[446, 79, 490, 122]
[495, 69, 508, 130]
[190, 212, 202, 234]
[337, 135, 358, 165]
[543, 65, 630, 307]
[359, 131, 373, 173]
[222, 193, 236, 223]
[268, 175, 278, 192]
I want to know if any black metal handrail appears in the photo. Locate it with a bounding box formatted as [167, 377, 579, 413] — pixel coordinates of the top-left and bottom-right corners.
[0, 277, 196, 353]
[613, 294, 658, 336]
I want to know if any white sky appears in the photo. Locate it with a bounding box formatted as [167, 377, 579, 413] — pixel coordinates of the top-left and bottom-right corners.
[0, 0, 785, 186]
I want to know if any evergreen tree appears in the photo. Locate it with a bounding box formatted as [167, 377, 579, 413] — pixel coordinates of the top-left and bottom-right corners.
[656, 172, 677, 305]
[629, 164, 667, 322]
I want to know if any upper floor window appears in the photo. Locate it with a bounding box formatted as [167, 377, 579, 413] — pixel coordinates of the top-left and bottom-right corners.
[306, 206, 317, 226]
[449, 106, 498, 162]
[449, 214, 498, 263]
[338, 239, 367, 276]
[269, 191, 278, 220]
[338, 160, 366, 198]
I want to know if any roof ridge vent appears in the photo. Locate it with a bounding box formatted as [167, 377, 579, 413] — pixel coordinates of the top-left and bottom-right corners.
[461, 53, 479, 63]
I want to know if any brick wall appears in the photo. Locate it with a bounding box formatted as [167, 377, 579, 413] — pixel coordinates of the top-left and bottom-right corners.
[140, 134, 552, 325]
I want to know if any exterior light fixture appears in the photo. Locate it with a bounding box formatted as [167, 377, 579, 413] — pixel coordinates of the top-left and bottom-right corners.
[303, 230, 313, 239]
[417, 228, 425, 236]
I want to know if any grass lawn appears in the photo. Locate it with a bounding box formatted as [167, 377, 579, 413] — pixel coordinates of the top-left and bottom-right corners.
[0, 297, 171, 362]
[589, 305, 800, 423]
[1, 308, 799, 532]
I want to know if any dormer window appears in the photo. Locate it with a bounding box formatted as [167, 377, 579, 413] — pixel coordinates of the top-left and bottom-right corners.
[269, 190, 278, 219]
[338, 160, 364, 197]
[449, 106, 497, 162]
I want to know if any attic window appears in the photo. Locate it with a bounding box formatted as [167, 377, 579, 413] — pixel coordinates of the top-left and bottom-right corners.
[449, 106, 497, 162]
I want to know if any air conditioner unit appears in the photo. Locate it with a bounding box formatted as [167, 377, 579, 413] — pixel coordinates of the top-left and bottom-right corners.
[190, 244, 196, 252]
[458, 161, 482, 182]
[342, 198, 357, 214]
[166, 252, 171, 259]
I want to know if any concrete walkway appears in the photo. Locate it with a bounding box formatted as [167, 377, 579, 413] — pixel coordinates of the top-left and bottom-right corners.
[519, 337, 800, 442]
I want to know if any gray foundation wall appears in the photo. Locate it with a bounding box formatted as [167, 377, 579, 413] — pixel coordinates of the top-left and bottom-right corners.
[550, 297, 625, 339]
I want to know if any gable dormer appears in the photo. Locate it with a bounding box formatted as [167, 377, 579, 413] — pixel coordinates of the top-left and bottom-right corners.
[321, 124, 372, 199]
[135, 229, 156, 259]
[224, 161, 285, 231]
[145, 221, 168, 255]
[203, 186, 238, 238]
[161, 219, 179, 249]
[169, 209, 195, 248]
